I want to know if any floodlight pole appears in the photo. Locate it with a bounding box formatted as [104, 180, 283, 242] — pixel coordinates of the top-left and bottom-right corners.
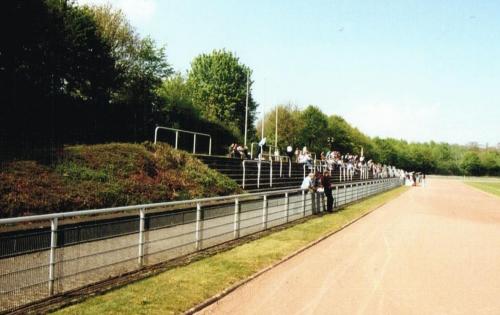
[261, 106, 265, 139]
[244, 70, 249, 147]
[275, 105, 278, 149]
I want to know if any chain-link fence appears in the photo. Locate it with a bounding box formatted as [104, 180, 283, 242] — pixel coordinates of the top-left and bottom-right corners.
[0, 178, 402, 313]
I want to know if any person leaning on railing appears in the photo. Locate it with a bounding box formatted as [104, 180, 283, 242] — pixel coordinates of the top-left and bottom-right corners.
[301, 172, 316, 193]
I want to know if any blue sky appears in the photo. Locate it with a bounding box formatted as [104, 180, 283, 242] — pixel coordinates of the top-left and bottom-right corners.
[79, 0, 500, 145]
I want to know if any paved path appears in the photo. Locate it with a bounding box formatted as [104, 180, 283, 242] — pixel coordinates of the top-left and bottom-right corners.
[198, 179, 500, 315]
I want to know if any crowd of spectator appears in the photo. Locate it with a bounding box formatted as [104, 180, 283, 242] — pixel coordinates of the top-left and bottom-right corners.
[228, 141, 404, 181]
[228, 143, 249, 159]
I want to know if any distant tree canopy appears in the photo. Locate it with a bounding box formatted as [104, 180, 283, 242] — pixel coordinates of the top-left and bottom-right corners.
[255, 106, 500, 176]
[188, 50, 257, 139]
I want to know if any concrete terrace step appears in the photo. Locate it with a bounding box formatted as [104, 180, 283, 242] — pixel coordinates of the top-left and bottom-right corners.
[195, 154, 376, 192]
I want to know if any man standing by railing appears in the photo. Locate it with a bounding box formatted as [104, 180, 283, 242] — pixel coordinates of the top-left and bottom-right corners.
[321, 170, 334, 212]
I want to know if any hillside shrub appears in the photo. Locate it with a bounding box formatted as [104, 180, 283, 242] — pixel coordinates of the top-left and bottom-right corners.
[0, 143, 240, 217]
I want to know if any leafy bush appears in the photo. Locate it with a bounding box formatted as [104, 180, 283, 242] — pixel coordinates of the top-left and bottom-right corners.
[0, 143, 240, 217]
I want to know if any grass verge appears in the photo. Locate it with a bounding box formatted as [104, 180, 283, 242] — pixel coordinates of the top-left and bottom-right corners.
[465, 181, 500, 197]
[54, 186, 409, 315]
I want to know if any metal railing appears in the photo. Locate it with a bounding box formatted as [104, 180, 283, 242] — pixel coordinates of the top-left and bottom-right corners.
[242, 160, 272, 189]
[0, 178, 402, 313]
[154, 126, 212, 155]
[249, 142, 278, 160]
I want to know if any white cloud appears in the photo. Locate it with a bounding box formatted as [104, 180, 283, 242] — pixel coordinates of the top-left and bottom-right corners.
[77, 0, 157, 27]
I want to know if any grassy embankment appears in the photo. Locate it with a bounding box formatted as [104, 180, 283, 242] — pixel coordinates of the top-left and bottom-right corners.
[0, 143, 240, 217]
[54, 186, 409, 315]
[465, 181, 500, 197]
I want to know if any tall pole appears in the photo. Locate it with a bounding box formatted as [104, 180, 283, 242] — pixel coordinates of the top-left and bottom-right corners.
[261, 106, 265, 139]
[275, 105, 278, 149]
[244, 70, 249, 147]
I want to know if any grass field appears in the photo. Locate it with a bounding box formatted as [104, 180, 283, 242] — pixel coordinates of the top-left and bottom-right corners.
[466, 181, 500, 197]
[53, 186, 409, 315]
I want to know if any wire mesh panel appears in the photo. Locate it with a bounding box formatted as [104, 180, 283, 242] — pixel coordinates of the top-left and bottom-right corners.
[54, 217, 141, 293]
[144, 208, 197, 265]
[200, 203, 235, 249]
[239, 198, 266, 237]
[0, 229, 51, 311]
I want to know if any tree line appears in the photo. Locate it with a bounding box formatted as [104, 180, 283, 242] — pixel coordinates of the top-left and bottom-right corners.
[257, 105, 500, 176]
[1, 1, 498, 176]
[1, 1, 256, 160]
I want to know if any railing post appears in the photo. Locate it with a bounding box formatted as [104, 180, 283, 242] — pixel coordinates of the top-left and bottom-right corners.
[193, 134, 197, 154]
[302, 190, 306, 216]
[175, 130, 179, 149]
[257, 161, 261, 188]
[270, 161, 273, 187]
[242, 161, 246, 189]
[335, 185, 338, 208]
[138, 208, 145, 268]
[344, 184, 347, 204]
[262, 195, 268, 230]
[208, 137, 212, 156]
[234, 198, 240, 239]
[280, 159, 283, 177]
[350, 184, 353, 202]
[48, 218, 58, 296]
[285, 192, 289, 222]
[195, 202, 202, 250]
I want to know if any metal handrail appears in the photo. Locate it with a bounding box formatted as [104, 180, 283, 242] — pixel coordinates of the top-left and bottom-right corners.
[241, 159, 272, 189]
[250, 142, 279, 160]
[154, 126, 212, 155]
[0, 178, 400, 225]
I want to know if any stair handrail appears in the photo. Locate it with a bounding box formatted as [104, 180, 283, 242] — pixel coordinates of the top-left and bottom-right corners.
[154, 126, 212, 155]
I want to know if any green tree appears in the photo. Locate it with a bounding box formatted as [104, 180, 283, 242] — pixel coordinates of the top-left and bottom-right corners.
[187, 49, 257, 139]
[84, 4, 173, 141]
[297, 105, 329, 153]
[461, 151, 484, 176]
[156, 73, 199, 128]
[255, 104, 303, 150]
[1, 0, 118, 159]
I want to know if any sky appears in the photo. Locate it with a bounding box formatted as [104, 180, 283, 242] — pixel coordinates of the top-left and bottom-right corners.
[78, 0, 500, 145]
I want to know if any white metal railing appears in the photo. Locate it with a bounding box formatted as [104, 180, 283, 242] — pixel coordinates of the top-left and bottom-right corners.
[242, 160, 272, 189]
[0, 178, 403, 313]
[154, 126, 212, 155]
[250, 142, 279, 160]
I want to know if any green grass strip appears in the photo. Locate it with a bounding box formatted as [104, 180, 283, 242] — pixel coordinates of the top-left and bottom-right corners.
[54, 186, 409, 315]
[466, 181, 500, 197]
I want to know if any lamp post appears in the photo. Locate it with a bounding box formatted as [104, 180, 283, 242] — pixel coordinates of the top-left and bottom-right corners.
[244, 70, 250, 147]
[275, 105, 278, 149]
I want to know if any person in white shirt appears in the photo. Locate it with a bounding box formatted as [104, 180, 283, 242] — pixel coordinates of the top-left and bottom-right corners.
[301, 172, 315, 192]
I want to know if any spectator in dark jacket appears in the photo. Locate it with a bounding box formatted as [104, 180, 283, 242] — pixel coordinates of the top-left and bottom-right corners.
[321, 170, 334, 212]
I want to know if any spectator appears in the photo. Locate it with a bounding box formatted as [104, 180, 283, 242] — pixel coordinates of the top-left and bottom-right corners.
[286, 145, 294, 161]
[301, 172, 315, 192]
[258, 137, 267, 160]
[236, 144, 248, 159]
[274, 147, 280, 161]
[321, 170, 334, 212]
[294, 147, 300, 162]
